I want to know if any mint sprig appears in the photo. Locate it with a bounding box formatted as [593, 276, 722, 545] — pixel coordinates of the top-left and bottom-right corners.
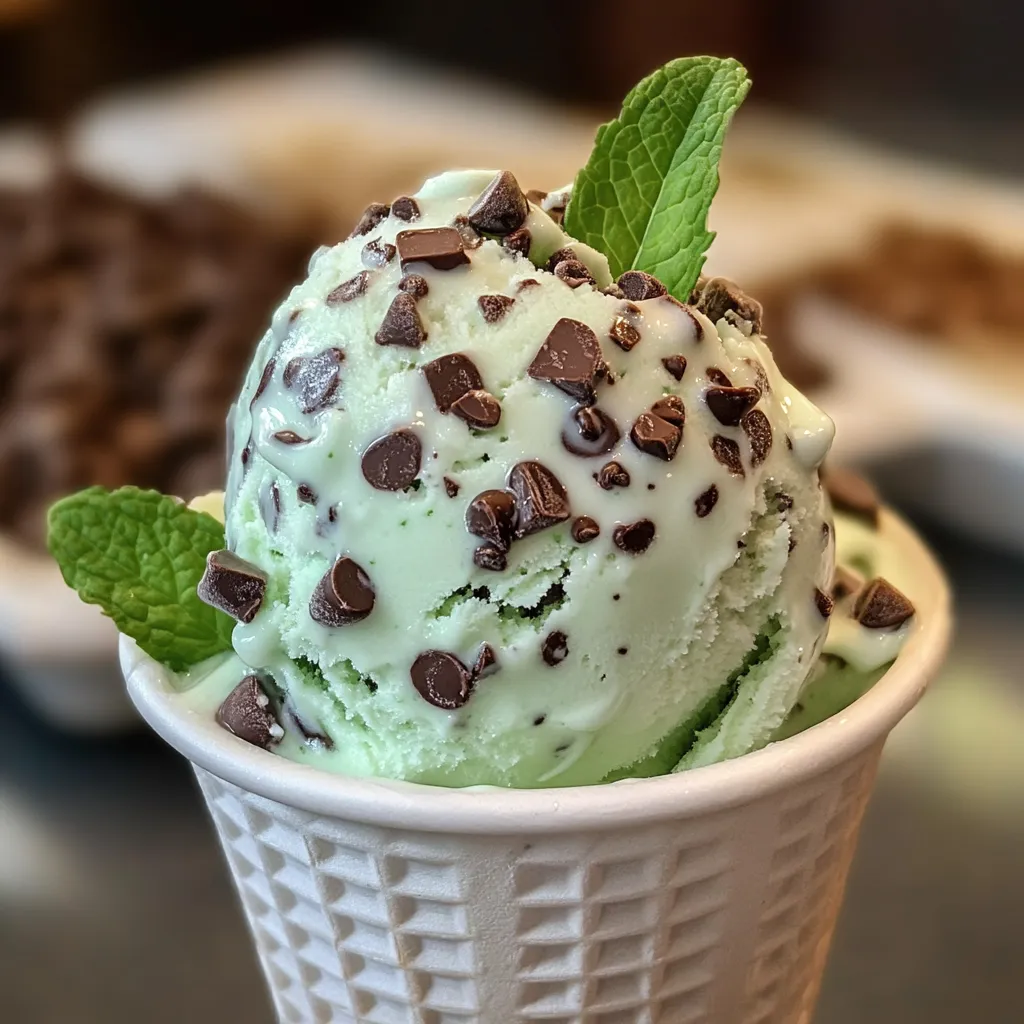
[47, 487, 234, 671]
[564, 56, 750, 298]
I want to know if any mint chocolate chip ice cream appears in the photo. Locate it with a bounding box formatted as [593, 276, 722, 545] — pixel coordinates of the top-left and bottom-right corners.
[199, 168, 840, 787]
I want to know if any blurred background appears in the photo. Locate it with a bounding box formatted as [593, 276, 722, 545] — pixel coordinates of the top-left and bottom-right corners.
[0, 2, 1022, 1022]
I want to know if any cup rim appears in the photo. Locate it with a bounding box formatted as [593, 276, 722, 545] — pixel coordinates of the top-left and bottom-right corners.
[123, 509, 950, 834]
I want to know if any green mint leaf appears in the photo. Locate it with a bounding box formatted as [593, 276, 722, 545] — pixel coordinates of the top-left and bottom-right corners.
[564, 56, 750, 297]
[47, 486, 234, 671]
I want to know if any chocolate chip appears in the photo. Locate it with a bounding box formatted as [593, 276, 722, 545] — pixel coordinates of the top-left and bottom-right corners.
[502, 227, 531, 258]
[259, 481, 281, 533]
[472, 643, 499, 679]
[545, 247, 577, 272]
[253, 358, 276, 405]
[198, 550, 267, 623]
[695, 484, 719, 518]
[742, 409, 773, 466]
[398, 273, 429, 298]
[423, 352, 484, 412]
[854, 578, 915, 628]
[618, 271, 666, 301]
[562, 405, 620, 457]
[553, 259, 595, 289]
[528, 318, 606, 403]
[444, 476, 460, 498]
[814, 588, 835, 618]
[411, 650, 473, 709]
[692, 277, 763, 333]
[630, 412, 681, 461]
[272, 430, 310, 445]
[650, 395, 685, 426]
[452, 389, 502, 429]
[241, 443, 252, 471]
[452, 214, 483, 250]
[376, 292, 427, 348]
[617, 647, 629, 656]
[832, 566, 863, 601]
[711, 435, 744, 476]
[216, 676, 281, 748]
[661, 354, 687, 381]
[571, 515, 600, 543]
[361, 428, 422, 491]
[823, 467, 880, 527]
[392, 196, 420, 221]
[478, 294, 515, 323]
[297, 483, 317, 505]
[706, 386, 761, 426]
[473, 544, 508, 571]
[467, 170, 529, 235]
[596, 461, 630, 489]
[283, 348, 344, 413]
[508, 461, 571, 537]
[362, 238, 396, 268]
[609, 315, 641, 351]
[309, 557, 376, 626]
[612, 519, 656, 554]
[466, 489, 517, 550]
[517, 278, 540, 292]
[541, 630, 569, 666]
[397, 228, 469, 271]
[349, 202, 390, 238]
[326, 271, 370, 305]
[706, 367, 733, 387]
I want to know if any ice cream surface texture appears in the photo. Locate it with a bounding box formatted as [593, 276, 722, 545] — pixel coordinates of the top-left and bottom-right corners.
[211, 168, 838, 787]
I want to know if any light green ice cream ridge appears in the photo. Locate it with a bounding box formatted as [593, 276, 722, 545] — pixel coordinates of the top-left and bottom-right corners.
[215, 170, 841, 788]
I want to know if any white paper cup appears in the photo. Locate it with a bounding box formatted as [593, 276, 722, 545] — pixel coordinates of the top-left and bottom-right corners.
[123, 512, 949, 1024]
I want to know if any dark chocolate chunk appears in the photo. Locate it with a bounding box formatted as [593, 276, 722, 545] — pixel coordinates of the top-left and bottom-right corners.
[502, 227, 532, 258]
[349, 202, 390, 238]
[814, 588, 835, 618]
[259, 481, 281, 533]
[630, 412, 681, 461]
[309, 557, 376, 626]
[375, 292, 427, 348]
[398, 273, 429, 298]
[618, 647, 629, 656]
[326, 271, 370, 305]
[272, 430, 311, 445]
[472, 643, 499, 679]
[854, 578, 915, 628]
[541, 630, 569, 666]
[478, 294, 515, 323]
[562, 405, 620, 457]
[706, 367, 733, 387]
[618, 270, 667, 301]
[692, 277, 763, 333]
[553, 259, 595, 289]
[467, 170, 529, 235]
[411, 650, 473, 709]
[528, 318, 606, 403]
[823, 467, 880, 527]
[361, 428, 422, 491]
[706, 385, 761, 426]
[362, 238, 396, 268]
[508, 461, 571, 537]
[297, 483, 317, 505]
[596, 461, 630, 489]
[571, 515, 600, 543]
[545, 246, 578, 272]
[253, 358, 276, 405]
[444, 476, 460, 498]
[423, 352, 484, 412]
[283, 348, 344, 413]
[661, 354, 687, 381]
[452, 389, 502, 429]
[466, 489, 517, 550]
[831, 566, 863, 601]
[473, 544, 508, 572]
[391, 196, 420, 221]
[711, 435, 744, 476]
[198, 550, 267, 624]
[742, 409, 773, 466]
[650, 395, 685, 427]
[452, 214, 483, 250]
[609, 315, 641, 351]
[397, 228, 469, 271]
[216, 676, 281, 748]
[612, 519, 656, 554]
[695, 484, 719, 518]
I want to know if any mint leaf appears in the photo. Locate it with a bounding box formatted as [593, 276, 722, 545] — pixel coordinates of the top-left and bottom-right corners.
[564, 56, 750, 297]
[47, 486, 234, 671]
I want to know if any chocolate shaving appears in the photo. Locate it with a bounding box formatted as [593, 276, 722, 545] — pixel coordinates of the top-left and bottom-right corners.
[661, 354, 687, 381]
[854, 578, 915, 628]
[362, 238, 396, 268]
[467, 170, 529, 235]
[509, 461, 571, 537]
[596, 461, 630, 489]
[706, 386, 761, 426]
[326, 271, 370, 305]
[272, 430, 310, 445]
[198, 550, 267, 624]
[411, 650, 473, 709]
[391, 196, 420, 221]
[571, 515, 600, 543]
[695, 484, 719, 518]
[528, 318, 606, 403]
[216, 676, 281, 748]
[711, 435, 744, 476]
[562, 405, 620, 457]
[451, 389, 502, 429]
[617, 271, 667, 301]
[742, 409, 773, 466]
[478, 294, 515, 323]
[612, 519, 656, 554]
[283, 348, 344, 413]
[349, 202, 390, 238]
[375, 292, 427, 348]
[397, 228, 469, 271]
[423, 352, 485, 412]
[541, 630, 569, 666]
[309, 557, 376, 626]
[253, 358, 276, 405]
[443, 476, 460, 498]
[360, 428, 422, 491]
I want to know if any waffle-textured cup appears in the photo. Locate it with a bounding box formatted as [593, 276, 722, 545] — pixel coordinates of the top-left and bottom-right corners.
[123, 513, 949, 1024]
